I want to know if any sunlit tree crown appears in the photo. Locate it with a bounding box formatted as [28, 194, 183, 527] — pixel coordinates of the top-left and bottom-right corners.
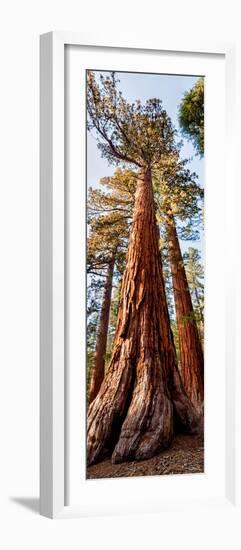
[87, 71, 175, 168]
[87, 169, 136, 275]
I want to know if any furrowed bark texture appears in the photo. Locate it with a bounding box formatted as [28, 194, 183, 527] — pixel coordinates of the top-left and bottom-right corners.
[166, 211, 204, 412]
[87, 168, 200, 466]
[88, 253, 115, 405]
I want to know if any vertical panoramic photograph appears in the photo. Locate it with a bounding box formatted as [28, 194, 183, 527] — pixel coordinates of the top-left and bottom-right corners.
[86, 70, 204, 479]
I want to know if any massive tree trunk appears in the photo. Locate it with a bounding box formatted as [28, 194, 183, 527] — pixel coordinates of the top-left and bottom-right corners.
[166, 211, 204, 412]
[87, 168, 200, 466]
[88, 253, 115, 404]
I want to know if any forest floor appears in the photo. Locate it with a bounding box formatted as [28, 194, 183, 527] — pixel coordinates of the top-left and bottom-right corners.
[87, 433, 204, 479]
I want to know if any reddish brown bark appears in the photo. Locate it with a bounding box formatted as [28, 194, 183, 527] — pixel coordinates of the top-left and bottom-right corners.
[88, 254, 115, 404]
[87, 168, 200, 466]
[166, 211, 204, 412]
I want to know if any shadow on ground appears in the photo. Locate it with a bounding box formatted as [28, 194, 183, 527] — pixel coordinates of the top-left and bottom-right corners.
[10, 497, 39, 514]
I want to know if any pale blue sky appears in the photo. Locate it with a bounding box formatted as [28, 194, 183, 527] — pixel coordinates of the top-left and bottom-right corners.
[87, 71, 204, 259]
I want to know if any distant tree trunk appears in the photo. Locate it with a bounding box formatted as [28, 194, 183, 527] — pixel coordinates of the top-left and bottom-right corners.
[87, 168, 200, 466]
[166, 211, 204, 412]
[193, 283, 204, 343]
[88, 253, 115, 404]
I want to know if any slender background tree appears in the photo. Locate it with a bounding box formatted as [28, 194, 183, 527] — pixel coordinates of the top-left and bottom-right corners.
[153, 153, 204, 410]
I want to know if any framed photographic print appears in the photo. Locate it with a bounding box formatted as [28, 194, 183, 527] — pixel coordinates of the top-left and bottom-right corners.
[40, 32, 240, 518]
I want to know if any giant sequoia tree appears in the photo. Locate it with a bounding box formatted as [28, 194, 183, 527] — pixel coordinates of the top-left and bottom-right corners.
[87, 72, 200, 466]
[154, 154, 204, 411]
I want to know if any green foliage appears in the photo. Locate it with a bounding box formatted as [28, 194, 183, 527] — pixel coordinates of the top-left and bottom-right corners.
[87, 169, 136, 276]
[153, 150, 203, 240]
[87, 71, 175, 168]
[178, 78, 204, 156]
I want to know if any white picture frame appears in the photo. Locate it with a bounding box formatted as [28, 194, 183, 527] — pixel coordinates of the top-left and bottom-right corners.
[40, 31, 240, 519]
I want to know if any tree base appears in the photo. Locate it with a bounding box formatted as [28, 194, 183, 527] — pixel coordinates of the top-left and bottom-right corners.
[87, 433, 204, 478]
[87, 345, 201, 466]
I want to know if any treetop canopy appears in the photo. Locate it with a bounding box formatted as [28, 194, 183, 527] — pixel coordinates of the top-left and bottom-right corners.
[87, 71, 176, 169]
